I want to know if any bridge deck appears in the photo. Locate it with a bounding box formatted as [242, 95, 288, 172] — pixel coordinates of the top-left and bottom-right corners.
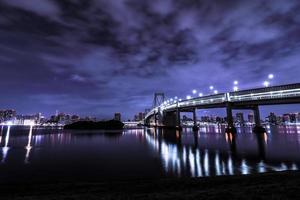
[145, 83, 300, 119]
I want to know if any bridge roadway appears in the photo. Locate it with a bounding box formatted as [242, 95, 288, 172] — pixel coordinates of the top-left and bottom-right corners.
[144, 83, 300, 133]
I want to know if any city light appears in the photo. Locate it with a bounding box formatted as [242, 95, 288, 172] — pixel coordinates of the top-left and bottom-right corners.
[263, 81, 270, 87]
[6, 121, 13, 126]
[199, 93, 203, 97]
[233, 86, 238, 92]
[268, 74, 274, 79]
[192, 89, 197, 94]
[186, 95, 192, 100]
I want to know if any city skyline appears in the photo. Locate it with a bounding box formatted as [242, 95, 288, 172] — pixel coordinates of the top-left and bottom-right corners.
[1, 0, 300, 119]
[1, 107, 300, 126]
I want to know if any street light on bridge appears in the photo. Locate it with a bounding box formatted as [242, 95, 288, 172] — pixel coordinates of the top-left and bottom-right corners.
[268, 74, 274, 80]
[186, 95, 192, 100]
[214, 90, 218, 94]
[263, 74, 274, 88]
[263, 81, 270, 87]
[199, 93, 203, 97]
[233, 80, 239, 92]
[233, 86, 239, 92]
[192, 89, 197, 94]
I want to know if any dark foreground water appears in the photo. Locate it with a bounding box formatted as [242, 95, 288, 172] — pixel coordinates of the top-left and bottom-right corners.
[0, 125, 300, 183]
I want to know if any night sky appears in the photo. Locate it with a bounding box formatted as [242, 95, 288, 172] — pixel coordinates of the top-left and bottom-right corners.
[0, 0, 300, 119]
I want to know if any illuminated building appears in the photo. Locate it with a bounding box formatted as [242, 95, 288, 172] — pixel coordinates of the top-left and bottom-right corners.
[248, 113, 254, 123]
[236, 113, 244, 125]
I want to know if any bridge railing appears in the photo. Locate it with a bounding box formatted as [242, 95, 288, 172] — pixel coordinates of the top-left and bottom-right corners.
[158, 94, 226, 111]
[230, 88, 300, 102]
[178, 94, 225, 107]
[144, 83, 300, 121]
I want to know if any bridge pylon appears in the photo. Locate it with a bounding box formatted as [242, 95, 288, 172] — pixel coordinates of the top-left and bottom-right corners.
[153, 92, 165, 108]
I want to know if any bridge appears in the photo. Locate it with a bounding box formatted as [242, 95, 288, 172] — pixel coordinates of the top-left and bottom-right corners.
[144, 83, 300, 133]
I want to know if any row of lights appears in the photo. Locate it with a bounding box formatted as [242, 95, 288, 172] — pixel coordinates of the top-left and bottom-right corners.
[162, 74, 274, 106]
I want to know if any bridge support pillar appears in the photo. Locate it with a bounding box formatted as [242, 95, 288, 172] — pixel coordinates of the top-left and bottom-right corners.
[176, 108, 182, 130]
[226, 103, 236, 133]
[253, 106, 266, 133]
[192, 108, 199, 131]
[154, 112, 158, 127]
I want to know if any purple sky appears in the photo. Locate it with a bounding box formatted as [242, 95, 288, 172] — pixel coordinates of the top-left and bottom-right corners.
[0, 0, 300, 119]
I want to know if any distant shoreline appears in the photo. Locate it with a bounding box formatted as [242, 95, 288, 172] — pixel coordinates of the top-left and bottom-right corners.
[64, 120, 124, 130]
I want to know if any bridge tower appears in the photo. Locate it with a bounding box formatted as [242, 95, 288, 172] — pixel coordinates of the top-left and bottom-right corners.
[153, 93, 165, 108]
[152, 93, 165, 126]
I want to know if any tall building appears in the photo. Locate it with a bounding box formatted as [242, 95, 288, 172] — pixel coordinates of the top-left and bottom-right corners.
[0, 109, 16, 122]
[297, 113, 300, 123]
[290, 113, 297, 123]
[114, 113, 121, 121]
[134, 112, 145, 121]
[138, 112, 145, 121]
[201, 116, 210, 122]
[236, 113, 244, 125]
[282, 114, 290, 123]
[248, 113, 254, 123]
[267, 112, 277, 124]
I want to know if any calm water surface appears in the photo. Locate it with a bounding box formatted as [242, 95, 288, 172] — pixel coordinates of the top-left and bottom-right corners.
[1, 125, 300, 183]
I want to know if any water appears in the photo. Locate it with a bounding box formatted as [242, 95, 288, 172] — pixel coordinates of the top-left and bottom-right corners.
[0, 125, 300, 183]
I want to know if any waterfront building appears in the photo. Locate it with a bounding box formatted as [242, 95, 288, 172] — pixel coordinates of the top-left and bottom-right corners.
[0, 109, 16, 122]
[114, 113, 121, 121]
[282, 114, 290, 123]
[248, 113, 254, 123]
[267, 112, 277, 124]
[236, 113, 244, 125]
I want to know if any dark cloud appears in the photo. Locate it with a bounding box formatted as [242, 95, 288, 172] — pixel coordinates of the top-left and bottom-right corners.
[0, 0, 300, 118]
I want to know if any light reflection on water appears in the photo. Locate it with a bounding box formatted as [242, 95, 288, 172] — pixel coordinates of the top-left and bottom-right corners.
[145, 125, 300, 177]
[0, 125, 300, 182]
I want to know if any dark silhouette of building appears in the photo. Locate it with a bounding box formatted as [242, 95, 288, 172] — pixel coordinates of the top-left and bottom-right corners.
[267, 112, 277, 124]
[114, 113, 121, 121]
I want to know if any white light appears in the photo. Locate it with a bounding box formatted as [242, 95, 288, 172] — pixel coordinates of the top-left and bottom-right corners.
[214, 90, 218, 94]
[268, 74, 274, 79]
[209, 86, 214, 90]
[233, 86, 238, 92]
[263, 81, 270, 87]
[192, 89, 197, 94]
[199, 93, 203, 97]
[178, 98, 182, 101]
[170, 98, 173, 101]
[6, 121, 13, 126]
[234, 80, 238, 85]
[174, 96, 178, 99]
[186, 95, 192, 100]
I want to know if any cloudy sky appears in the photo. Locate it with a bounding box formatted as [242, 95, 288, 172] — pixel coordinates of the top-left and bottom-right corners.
[0, 0, 300, 119]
